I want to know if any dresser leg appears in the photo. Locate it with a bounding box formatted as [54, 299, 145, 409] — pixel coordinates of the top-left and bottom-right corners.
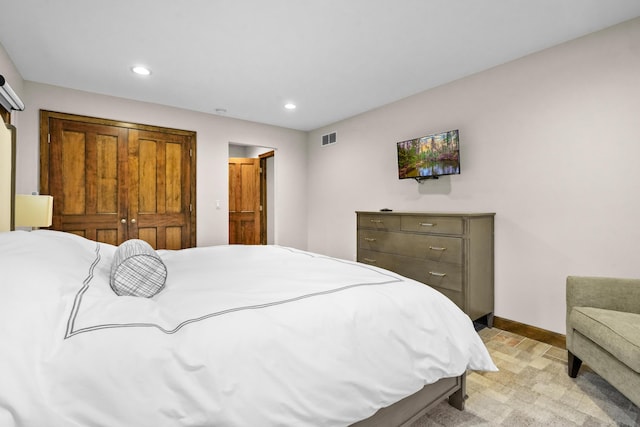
[486, 312, 494, 328]
[475, 313, 494, 328]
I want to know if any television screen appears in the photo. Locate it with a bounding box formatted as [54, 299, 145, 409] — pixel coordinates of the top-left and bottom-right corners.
[396, 129, 460, 180]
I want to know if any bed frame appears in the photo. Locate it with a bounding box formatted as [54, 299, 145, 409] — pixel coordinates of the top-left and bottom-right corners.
[353, 374, 466, 426]
[0, 115, 466, 426]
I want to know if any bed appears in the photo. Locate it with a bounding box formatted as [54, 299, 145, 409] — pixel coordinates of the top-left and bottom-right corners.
[0, 231, 495, 426]
[0, 118, 496, 427]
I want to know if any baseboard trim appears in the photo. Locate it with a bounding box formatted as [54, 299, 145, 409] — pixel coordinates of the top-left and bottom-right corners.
[493, 316, 566, 349]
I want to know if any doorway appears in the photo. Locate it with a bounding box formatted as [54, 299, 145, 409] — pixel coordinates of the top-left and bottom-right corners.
[228, 144, 274, 245]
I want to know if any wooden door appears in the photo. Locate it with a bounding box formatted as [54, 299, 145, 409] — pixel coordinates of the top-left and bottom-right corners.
[229, 157, 261, 244]
[128, 129, 193, 250]
[47, 119, 128, 245]
[41, 111, 197, 249]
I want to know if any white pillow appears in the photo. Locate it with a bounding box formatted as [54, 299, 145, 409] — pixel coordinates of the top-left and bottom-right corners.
[110, 239, 167, 298]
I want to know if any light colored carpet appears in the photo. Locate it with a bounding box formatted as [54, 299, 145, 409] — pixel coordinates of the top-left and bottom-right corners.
[412, 328, 639, 426]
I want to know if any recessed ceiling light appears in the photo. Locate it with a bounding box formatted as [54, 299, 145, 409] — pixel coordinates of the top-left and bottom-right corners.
[284, 103, 296, 110]
[132, 66, 151, 76]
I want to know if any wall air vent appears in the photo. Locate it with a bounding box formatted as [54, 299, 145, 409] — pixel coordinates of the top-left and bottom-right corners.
[321, 131, 337, 147]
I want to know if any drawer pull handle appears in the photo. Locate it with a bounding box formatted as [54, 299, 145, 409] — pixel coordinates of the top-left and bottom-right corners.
[369, 219, 383, 224]
[364, 237, 377, 242]
[419, 222, 436, 227]
[363, 258, 377, 264]
[429, 246, 447, 252]
[428, 271, 447, 277]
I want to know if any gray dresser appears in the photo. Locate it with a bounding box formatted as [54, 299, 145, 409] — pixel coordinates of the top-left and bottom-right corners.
[356, 211, 495, 326]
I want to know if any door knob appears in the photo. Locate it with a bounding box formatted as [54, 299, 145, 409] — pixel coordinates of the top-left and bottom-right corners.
[120, 218, 127, 224]
[131, 218, 136, 224]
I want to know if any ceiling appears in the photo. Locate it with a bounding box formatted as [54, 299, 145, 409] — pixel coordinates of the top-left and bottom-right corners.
[1, 1, 640, 131]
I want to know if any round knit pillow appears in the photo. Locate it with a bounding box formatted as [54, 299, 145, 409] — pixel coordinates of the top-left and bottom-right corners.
[110, 239, 167, 298]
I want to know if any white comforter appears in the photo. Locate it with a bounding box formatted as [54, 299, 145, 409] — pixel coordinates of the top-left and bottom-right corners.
[0, 230, 496, 427]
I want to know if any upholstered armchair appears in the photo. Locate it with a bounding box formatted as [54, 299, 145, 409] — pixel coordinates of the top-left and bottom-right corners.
[566, 276, 640, 407]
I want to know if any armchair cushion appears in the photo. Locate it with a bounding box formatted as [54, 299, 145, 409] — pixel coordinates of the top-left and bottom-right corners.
[570, 307, 640, 373]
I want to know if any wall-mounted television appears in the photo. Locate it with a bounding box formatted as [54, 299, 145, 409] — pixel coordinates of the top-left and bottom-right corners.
[396, 129, 460, 181]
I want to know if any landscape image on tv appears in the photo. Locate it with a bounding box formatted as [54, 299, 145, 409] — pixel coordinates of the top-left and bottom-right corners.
[397, 129, 460, 179]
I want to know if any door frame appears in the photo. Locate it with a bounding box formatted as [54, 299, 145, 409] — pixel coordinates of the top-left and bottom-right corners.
[258, 150, 274, 244]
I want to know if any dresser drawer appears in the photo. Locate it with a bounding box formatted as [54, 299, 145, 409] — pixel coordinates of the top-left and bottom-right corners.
[357, 214, 401, 231]
[400, 215, 464, 235]
[358, 230, 462, 264]
[358, 250, 462, 291]
[358, 249, 402, 271]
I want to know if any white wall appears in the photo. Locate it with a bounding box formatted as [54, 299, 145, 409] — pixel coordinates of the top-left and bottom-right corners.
[16, 82, 308, 248]
[306, 18, 640, 334]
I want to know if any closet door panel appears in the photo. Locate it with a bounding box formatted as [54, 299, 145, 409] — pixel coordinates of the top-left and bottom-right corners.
[166, 227, 183, 250]
[60, 130, 86, 215]
[138, 228, 157, 249]
[165, 142, 182, 214]
[48, 118, 128, 244]
[96, 135, 119, 214]
[138, 138, 158, 213]
[96, 229, 118, 246]
[129, 129, 192, 249]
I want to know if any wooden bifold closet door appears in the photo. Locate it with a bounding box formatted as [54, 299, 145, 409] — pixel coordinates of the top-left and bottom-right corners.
[40, 111, 196, 249]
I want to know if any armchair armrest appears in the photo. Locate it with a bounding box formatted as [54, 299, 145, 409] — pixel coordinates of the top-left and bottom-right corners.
[566, 276, 640, 316]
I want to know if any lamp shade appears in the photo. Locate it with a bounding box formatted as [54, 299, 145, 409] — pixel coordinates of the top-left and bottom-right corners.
[15, 195, 53, 227]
